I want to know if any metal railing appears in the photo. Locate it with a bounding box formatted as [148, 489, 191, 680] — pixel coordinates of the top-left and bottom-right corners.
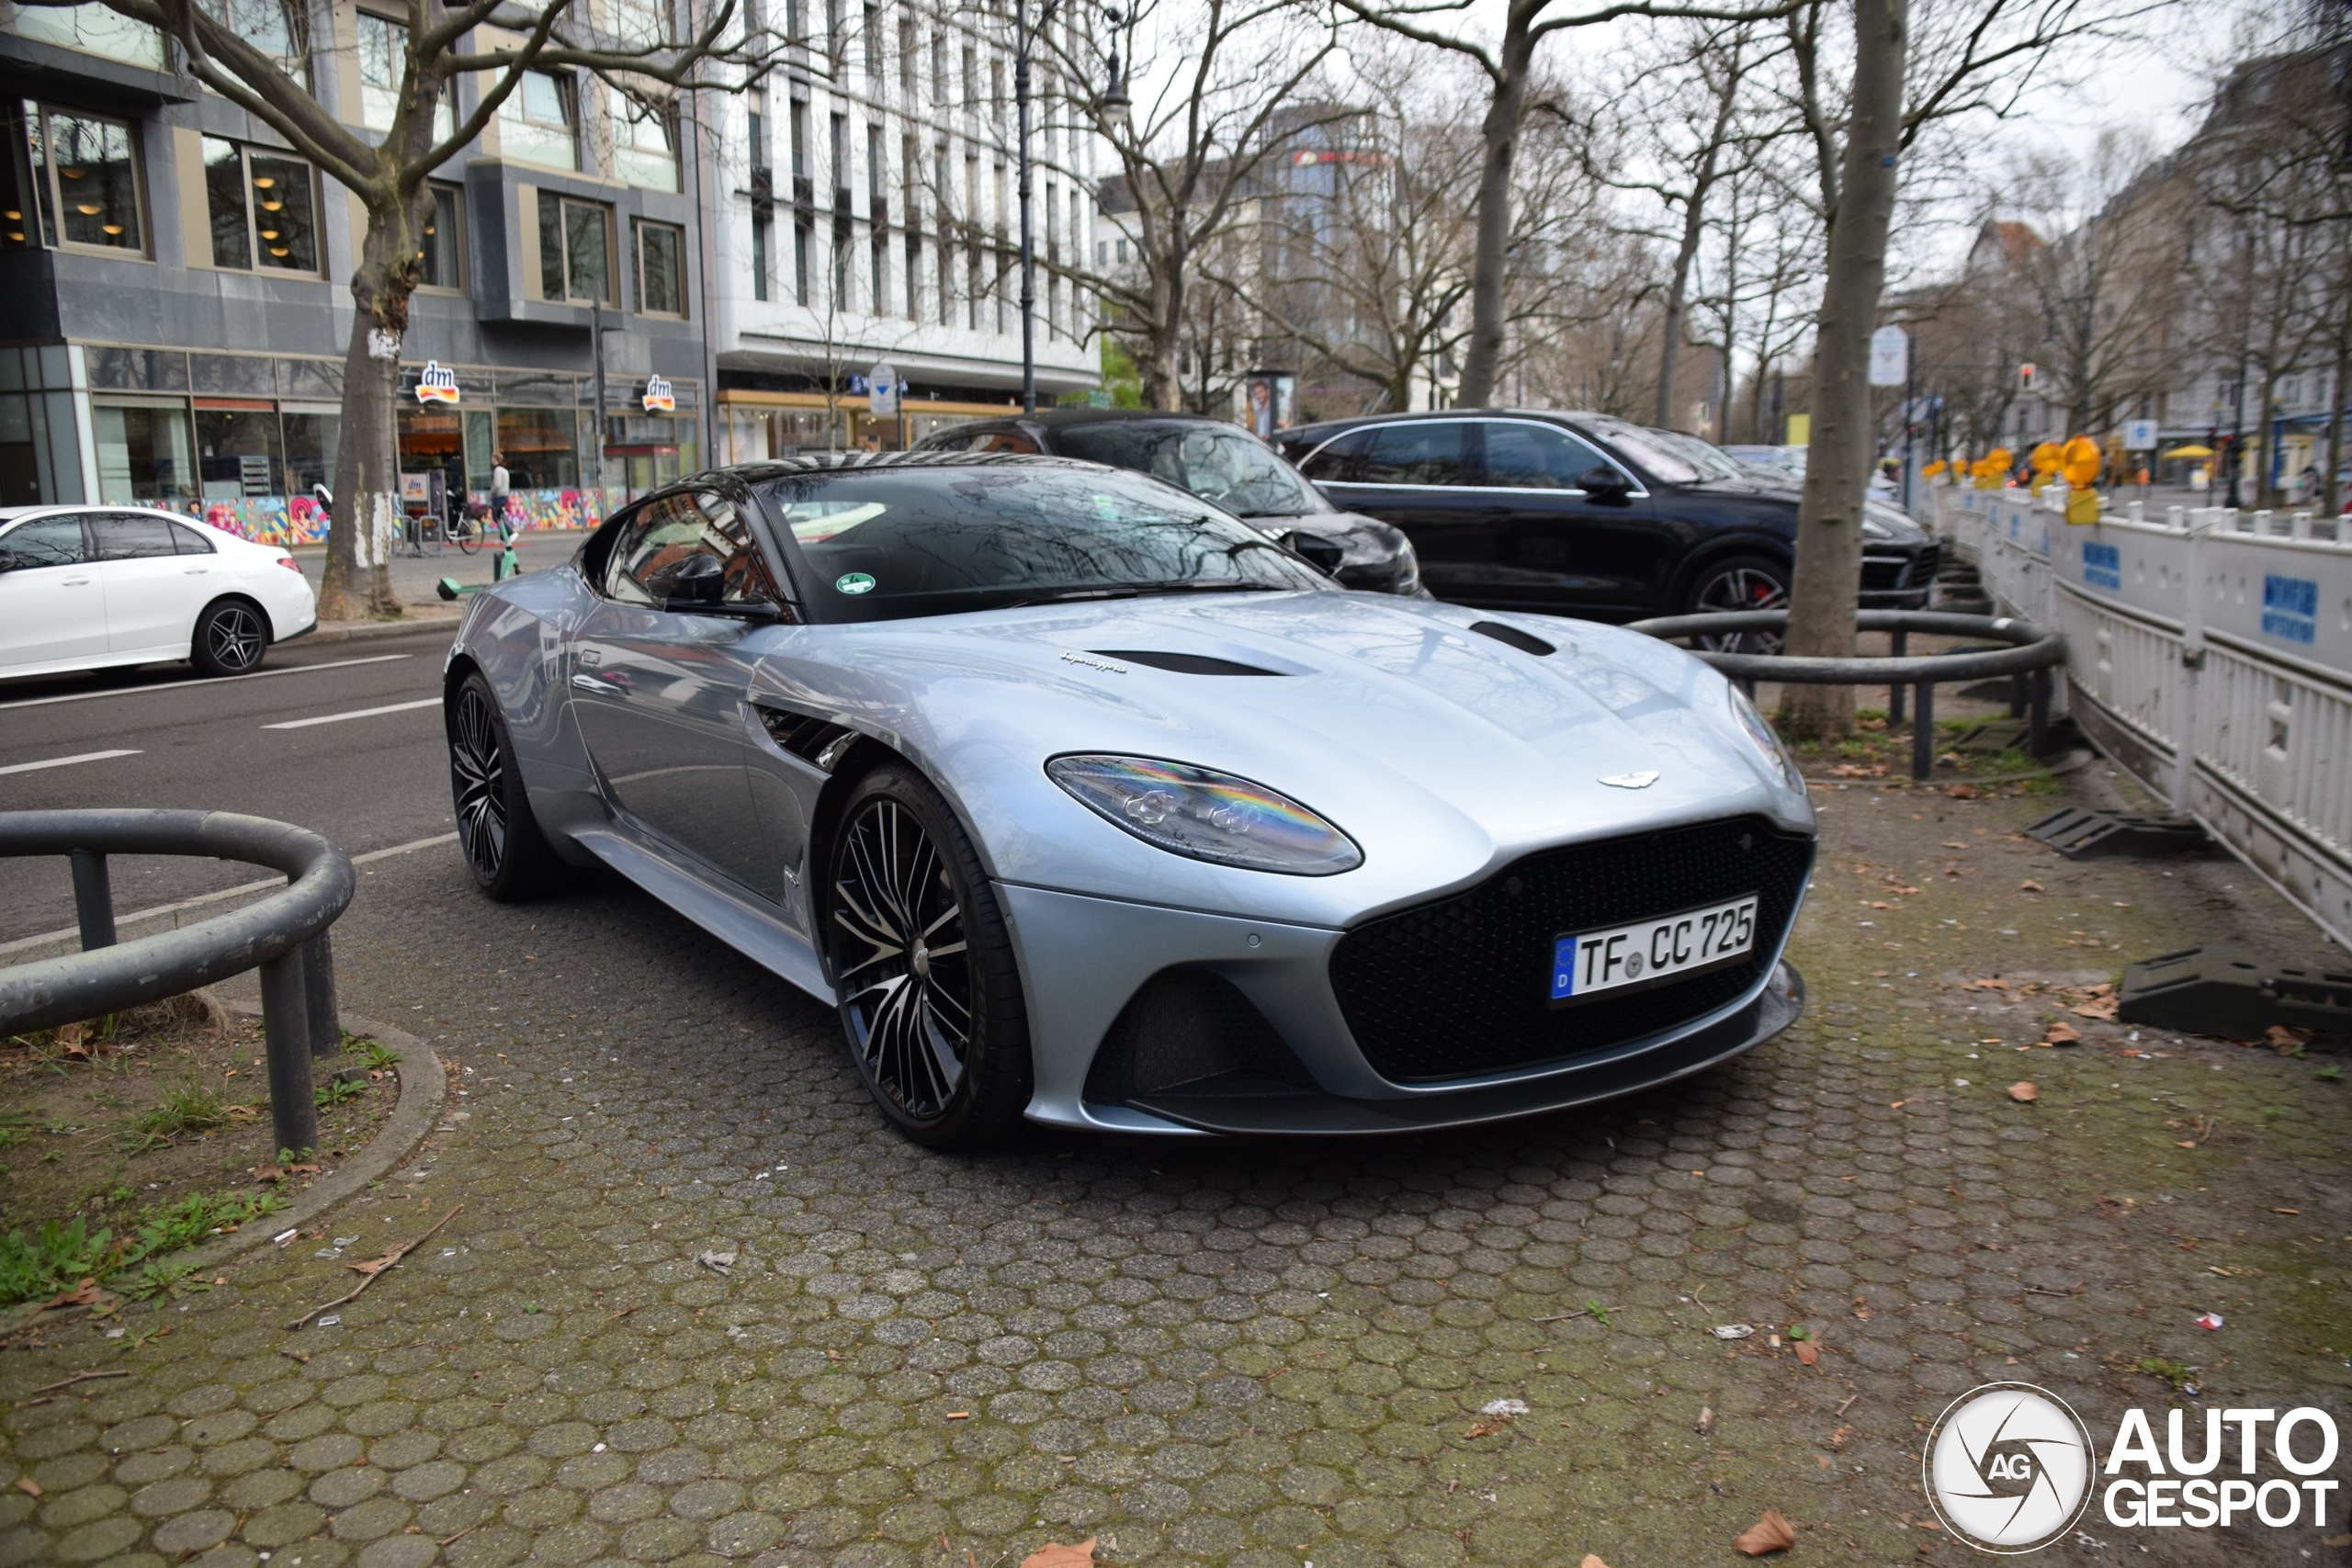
[1626, 608, 2068, 781]
[0, 810, 356, 1157]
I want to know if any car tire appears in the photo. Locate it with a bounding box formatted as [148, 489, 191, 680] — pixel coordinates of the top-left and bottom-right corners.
[1683, 554, 1792, 653]
[822, 764, 1032, 1150]
[189, 598, 270, 676]
[446, 671, 566, 901]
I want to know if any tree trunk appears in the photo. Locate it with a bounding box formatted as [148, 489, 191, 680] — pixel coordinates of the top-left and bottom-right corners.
[1143, 258, 1185, 412]
[2327, 333, 2349, 519]
[1655, 206, 1704, 429]
[1456, 35, 1531, 408]
[1779, 0, 1906, 740]
[321, 219, 418, 622]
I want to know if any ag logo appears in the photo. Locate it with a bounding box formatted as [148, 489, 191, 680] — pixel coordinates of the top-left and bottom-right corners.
[1925, 1383, 2097, 1553]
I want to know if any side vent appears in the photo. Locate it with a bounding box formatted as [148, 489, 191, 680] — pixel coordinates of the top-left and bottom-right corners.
[754, 704, 856, 770]
[1468, 621, 1555, 657]
[1090, 649, 1284, 676]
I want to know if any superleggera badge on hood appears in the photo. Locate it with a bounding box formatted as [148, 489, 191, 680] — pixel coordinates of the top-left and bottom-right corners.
[1059, 651, 1128, 674]
[1598, 770, 1661, 789]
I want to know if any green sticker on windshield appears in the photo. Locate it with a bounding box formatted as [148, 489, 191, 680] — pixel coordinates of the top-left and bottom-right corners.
[834, 571, 876, 595]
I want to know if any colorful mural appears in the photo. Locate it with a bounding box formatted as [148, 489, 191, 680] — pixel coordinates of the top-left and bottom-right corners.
[180, 489, 616, 548]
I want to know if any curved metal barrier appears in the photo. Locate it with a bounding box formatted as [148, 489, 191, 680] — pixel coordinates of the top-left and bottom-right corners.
[1626, 609, 2069, 781]
[0, 810, 356, 1156]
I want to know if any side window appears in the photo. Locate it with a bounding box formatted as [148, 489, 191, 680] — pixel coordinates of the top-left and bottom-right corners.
[0, 517, 86, 570]
[967, 431, 1038, 455]
[170, 522, 217, 555]
[604, 491, 776, 608]
[1482, 423, 1611, 490]
[1359, 423, 1468, 486]
[1297, 429, 1368, 483]
[92, 513, 181, 560]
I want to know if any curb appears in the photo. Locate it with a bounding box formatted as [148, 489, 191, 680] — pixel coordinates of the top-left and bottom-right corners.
[303, 615, 463, 645]
[169, 1012, 447, 1277]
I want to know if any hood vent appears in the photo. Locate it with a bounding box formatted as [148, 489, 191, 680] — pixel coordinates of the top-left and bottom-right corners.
[1090, 649, 1285, 676]
[1468, 621, 1556, 657]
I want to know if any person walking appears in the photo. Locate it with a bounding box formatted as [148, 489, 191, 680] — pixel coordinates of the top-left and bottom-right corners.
[489, 451, 513, 581]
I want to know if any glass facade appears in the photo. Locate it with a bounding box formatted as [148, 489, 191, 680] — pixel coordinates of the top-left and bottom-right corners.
[94, 402, 193, 504]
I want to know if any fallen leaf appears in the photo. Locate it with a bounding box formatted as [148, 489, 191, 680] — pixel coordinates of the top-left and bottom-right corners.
[253, 1165, 285, 1183]
[346, 1252, 403, 1278]
[1581, 1558, 1613, 1568]
[1019, 1539, 1097, 1568]
[2042, 1021, 2081, 1045]
[2267, 1025, 2314, 1051]
[2018, 879, 2045, 892]
[1868, 900, 1894, 910]
[695, 1250, 737, 1277]
[13, 1477, 40, 1497]
[1464, 1418, 1507, 1438]
[287, 1163, 321, 1176]
[1943, 784, 1978, 800]
[1815, 1452, 1833, 1469]
[2008, 1081, 2039, 1102]
[1795, 1340, 1819, 1367]
[2274, 1207, 2301, 1214]
[1696, 1405, 1713, 1435]
[1736, 1508, 1797, 1556]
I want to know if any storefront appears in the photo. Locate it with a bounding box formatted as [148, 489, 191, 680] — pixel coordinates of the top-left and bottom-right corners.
[716, 389, 1020, 462]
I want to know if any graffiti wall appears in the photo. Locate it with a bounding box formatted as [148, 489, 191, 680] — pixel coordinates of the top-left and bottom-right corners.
[186, 489, 618, 547]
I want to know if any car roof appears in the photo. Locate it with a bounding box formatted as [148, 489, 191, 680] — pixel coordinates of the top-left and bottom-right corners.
[705, 450, 1104, 485]
[1278, 408, 1611, 445]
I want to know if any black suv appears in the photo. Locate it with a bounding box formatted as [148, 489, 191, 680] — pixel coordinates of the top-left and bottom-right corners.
[1270, 410, 1937, 620]
[912, 408, 1427, 594]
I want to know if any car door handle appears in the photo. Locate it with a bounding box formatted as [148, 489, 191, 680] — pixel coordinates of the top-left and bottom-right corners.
[183, 566, 211, 575]
[571, 673, 616, 694]
[61, 576, 91, 586]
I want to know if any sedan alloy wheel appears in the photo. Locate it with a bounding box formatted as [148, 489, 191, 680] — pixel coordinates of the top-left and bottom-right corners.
[829, 795, 974, 1123]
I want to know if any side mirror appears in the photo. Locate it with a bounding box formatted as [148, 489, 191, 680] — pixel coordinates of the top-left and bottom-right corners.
[652, 551, 728, 608]
[1577, 466, 1633, 503]
[1283, 530, 1347, 574]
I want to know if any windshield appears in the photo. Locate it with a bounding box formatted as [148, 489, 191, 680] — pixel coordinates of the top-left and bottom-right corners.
[755, 463, 1332, 623]
[1577, 417, 1709, 484]
[1642, 427, 1748, 481]
[1052, 420, 1329, 519]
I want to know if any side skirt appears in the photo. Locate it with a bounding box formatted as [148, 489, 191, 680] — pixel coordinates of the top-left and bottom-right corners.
[570, 827, 836, 1006]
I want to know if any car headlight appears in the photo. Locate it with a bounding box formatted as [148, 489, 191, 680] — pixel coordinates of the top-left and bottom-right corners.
[1728, 685, 1804, 794]
[1046, 754, 1363, 874]
[1860, 516, 1892, 539]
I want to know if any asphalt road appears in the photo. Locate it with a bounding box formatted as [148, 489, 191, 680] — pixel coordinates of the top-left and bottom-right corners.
[0, 622, 462, 945]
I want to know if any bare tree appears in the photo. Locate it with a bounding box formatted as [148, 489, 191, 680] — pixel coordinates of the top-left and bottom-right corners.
[1329, 0, 1807, 408]
[2007, 130, 2179, 437]
[25, 0, 787, 618]
[1775, 0, 2166, 738]
[1018, 0, 1341, 410]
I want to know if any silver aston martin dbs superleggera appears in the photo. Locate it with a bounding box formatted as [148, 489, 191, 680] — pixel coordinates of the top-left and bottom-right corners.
[443, 452, 1814, 1146]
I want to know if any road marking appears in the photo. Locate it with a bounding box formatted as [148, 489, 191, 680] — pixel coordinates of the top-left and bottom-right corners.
[0, 749, 141, 776]
[0, 830, 460, 957]
[0, 653, 415, 712]
[263, 696, 440, 730]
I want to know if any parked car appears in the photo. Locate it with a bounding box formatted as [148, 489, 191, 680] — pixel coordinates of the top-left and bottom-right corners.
[1720, 442, 1897, 495]
[912, 408, 1426, 594]
[0, 505, 316, 681]
[444, 453, 1813, 1147]
[1271, 411, 1937, 622]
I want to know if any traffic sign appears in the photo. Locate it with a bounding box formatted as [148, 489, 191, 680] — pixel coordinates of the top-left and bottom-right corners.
[2122, 418, 2158, 450]
[1868, 325, 1909, 388]
[867, 363, 899, 416]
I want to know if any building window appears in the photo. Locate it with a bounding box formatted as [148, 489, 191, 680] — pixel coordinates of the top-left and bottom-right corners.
[7, 4, 164, 70]
[418, 182, 462, 289]
[752, 216, 771, 301]
[872, 231, 888, 317]
[502, 71, 580, 171]
[636, 220, 685, 315]
[794, 220, 810, 306]
[825, 0, 843, 71]
[608, 0, 668, 47]
[356, 13, 454, 138]
[24, 103, 142, 253]
[537, 193, 615, 304]
[790, 98, 809, 180]
[898, 17, 916, 96]
[863, 2, 881, 78]
[611, 96, 680, 190]
[94, 402, 195, 503]
[202, 138, 318, 273]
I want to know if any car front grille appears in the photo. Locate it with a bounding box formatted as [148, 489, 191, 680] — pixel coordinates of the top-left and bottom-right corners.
[1862, 543, 1939, 591]
[1329, 817, 1815, 1083]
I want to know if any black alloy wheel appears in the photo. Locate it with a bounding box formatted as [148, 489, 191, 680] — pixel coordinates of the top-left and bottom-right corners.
[190, 600, 267, 676]
[825, 766, 1030, 1148]
[1686, 556, 1792, 654]
[446, 671, 563, 899]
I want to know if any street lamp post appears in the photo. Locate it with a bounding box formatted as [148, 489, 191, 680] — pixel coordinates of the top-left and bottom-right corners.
[1014, 0, 1125, 414]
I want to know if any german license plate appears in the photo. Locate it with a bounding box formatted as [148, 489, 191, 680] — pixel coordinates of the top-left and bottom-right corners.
[1551, 895, 1758, 1001]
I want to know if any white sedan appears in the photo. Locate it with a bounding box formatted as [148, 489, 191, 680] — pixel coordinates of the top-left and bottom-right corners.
[0, 505, 318, 680]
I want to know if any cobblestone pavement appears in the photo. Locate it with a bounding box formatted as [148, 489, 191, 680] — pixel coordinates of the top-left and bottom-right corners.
[5, 766, 2350, 1567]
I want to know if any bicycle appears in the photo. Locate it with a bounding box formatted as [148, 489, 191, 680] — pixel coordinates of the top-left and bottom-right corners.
[447, 507, 481, 555]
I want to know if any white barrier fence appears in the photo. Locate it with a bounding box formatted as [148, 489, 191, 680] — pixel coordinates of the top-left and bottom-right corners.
[1939, 484, 2352, 950]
